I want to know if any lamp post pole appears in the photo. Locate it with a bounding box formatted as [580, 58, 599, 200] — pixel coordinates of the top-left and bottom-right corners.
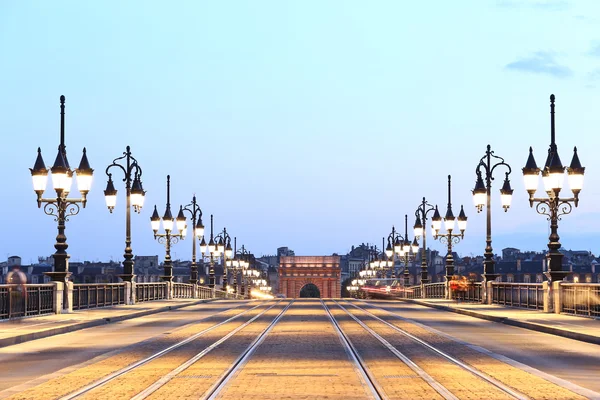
[401, 215, 419, 287]
[413, 197, 436, 284]
[432, 175, 467, 280]
[199, 214, 217, 288]
[104, 146, 145, 283]
[214, 228, 232, 291]
[522, 95, 584, 282]
[150, 175, 187, 282]
[473, 145, 513, 283]
[182, 196, 204, 284]
[30, 96, 93, 286]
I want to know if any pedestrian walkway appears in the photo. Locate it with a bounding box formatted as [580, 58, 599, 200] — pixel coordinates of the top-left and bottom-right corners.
[405, 298, 600, 345]
[0, 298, 215, 348]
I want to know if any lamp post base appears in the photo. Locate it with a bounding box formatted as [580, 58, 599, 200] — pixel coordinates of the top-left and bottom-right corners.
[482, 273, 499, 282]
[189, 279, 198, 285]
[44, 271, 72, 282]
[160, 275, 173, 282]
[117, 274, 135, 283]
[544, 270, 571, 282]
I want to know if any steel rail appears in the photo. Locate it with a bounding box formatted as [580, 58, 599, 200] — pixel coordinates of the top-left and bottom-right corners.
[346, 300, 529, 400]
[203, 300, 294, 400]
[332, 300, 458, 400]
[132, 300, 283, 399]
[61, 301, 267, 400]
[321, 300, 384, 400]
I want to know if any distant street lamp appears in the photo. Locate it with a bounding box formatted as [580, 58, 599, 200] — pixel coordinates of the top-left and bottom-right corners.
[104, 146, 145, 283]
[233, 242, 253, 296]
[522, 94, 584, 282]
[214, 228, 233, 291]
[227, 238, 249, 294]
[385, 215, 419, 286]
[432, 175, 467, 280]
[30, 96, 93, 283]
[199, 214, 219, 288]
[181, 195, 205, 284]
[150, 175, 187, 281]
[472, 144, 513, 282]
[413, 197, 437, 284]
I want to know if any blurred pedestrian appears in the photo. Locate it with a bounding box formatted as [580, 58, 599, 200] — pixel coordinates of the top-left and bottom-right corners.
[6, 265, 27, 318]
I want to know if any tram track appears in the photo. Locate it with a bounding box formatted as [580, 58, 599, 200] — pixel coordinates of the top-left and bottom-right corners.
[326, 299, 531, 400]
[57, 300, 281, 400]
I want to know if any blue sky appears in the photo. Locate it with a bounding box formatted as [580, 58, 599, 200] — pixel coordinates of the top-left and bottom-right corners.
[2, 0, 600, 264]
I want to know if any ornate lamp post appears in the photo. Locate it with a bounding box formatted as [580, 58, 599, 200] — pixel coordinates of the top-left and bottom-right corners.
[104, 146, 145, 283]
[30, 95, 93, 283]
[150, 175, 187, 281]
[522, 94, 584, 282]
[199, 214, 219, 288]
[385, 217, 419, 284]
[227, 238, 248, 294]
[213, 228, 233, 291]
[432, 175, 467, 282]
[472, 145, 513, 282]
[413, 197, 437, 284]
[181, 195, 205, 284]
[234, 242, 252, 296]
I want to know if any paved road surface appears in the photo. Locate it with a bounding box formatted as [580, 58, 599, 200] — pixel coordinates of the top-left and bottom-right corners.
[0, 299, 598, 400]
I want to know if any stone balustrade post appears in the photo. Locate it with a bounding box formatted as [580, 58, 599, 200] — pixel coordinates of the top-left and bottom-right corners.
[193, 283, 198, 299]
[553, 280, 563, 314]
[486, 280, 493, 305]
[166, 281, 173, 299]
[125, 281, 135, 305]
[542, 281, 550, 313]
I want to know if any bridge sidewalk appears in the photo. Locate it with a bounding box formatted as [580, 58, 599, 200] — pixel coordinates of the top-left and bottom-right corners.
[0, 298, 214, 348]
[403, 298, 600, 345]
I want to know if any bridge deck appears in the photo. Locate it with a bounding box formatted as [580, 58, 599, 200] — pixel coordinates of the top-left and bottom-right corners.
[0, 299, 599, 400]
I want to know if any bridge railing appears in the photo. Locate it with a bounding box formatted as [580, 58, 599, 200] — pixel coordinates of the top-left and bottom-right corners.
[561, 283, 600, 318]
[491, 282, 544, 310]
[197, 285, 214, 299]
[405, 285, 421, 299]
[423, 282, 445, 298]
[452, 282, 483, 303]
[73, 283, 126, 310]
[0, 284, 55, 320]
[172, 283, 194, 299]
[136, 282, 168, 303]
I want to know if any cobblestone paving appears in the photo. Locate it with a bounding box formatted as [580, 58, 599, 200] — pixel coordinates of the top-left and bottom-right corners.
[6, 302, 260, 400]
[78, 301, 278, 400]
[214, 300, 375, 400]
[146, 301, 289, 399]
[342, 301, 511, 399]
[325, 301, 444, 399]
[356, 300, 588, 400]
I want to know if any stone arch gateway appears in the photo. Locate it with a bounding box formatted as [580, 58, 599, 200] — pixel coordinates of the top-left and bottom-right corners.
[279, 256, 341, 298]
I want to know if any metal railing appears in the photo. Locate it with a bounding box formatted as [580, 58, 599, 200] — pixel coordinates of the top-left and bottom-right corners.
[423, 282, 445, 298]
[198, 285, 214, 299]
[172, 283, 194, 299]
[72, 283, 126, 310]
[214, 289, 245, 300]
[562, 283, 600, 318]
[404, 285, 421, 299]
[491, 283, 544, 310]
[136, 282, 168, 302]
[0, 284, 55, 320]
[451, 282, 483, 303]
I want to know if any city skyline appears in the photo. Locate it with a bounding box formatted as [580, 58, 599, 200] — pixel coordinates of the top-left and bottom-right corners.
[2, 1, 600, 264]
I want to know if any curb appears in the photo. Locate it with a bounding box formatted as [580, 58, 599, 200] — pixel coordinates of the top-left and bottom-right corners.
[402, 299, 600, 346]
[0, 298, 216, 348]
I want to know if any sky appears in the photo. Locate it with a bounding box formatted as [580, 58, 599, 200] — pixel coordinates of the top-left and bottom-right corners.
[2, 0, 600, 264]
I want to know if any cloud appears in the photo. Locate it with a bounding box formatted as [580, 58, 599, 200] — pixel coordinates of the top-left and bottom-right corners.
[497, 0, 571, 11]
[505, 52, 572, 78]
[589, 68, 600, 80]
[589, 43, 600, 57]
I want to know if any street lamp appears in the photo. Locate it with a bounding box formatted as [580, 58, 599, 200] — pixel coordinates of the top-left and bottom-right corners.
[398, 215, 420, 287]
[30, 95, 93, 283]
[150, 175, 186, 281]
[227, 238, 248, 294]
[104, 146, 145, 283]
[199, 214, 220, 288]
[413, 197, 437, 284]
[181, 195, 205, 284]
[472, 144, 512, 282]
[522, 94, 584, 282]
[214, 227, 233, 291]
[234, 242, 253, 296]
[432, 175, 467, 281]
